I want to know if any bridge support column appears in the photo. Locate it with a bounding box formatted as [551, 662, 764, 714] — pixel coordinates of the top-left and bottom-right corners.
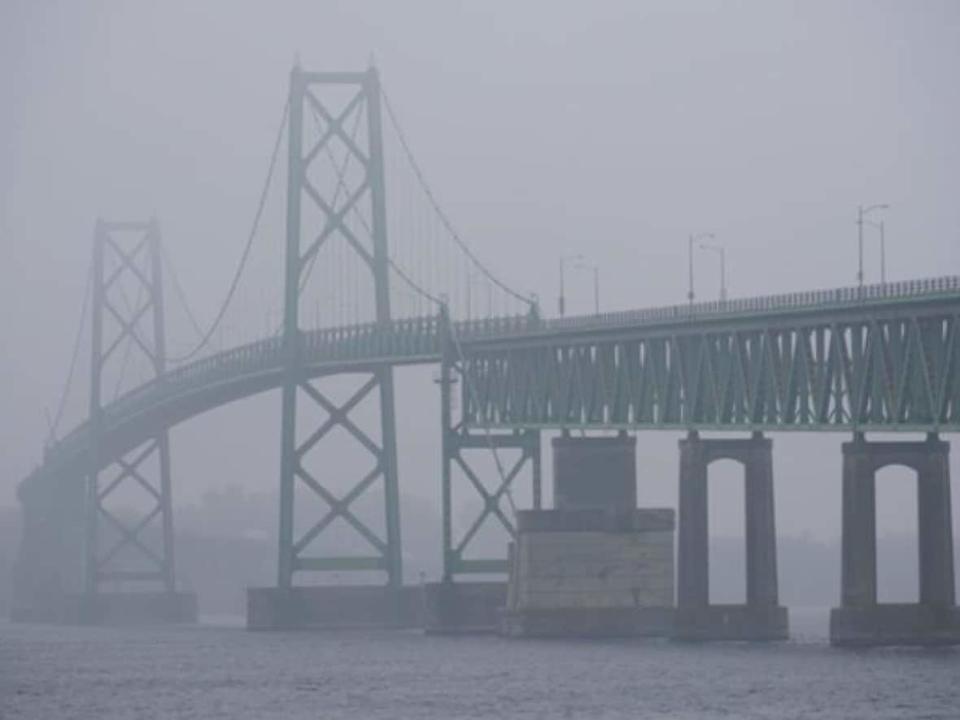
[249, 66, 414, 630]
[501, 432, 676, 638]
[11, 471, 86, 622]
[674, 432, 788, 641]
[424, 314, 541, 634]
[830, 434, 960, 646]
[74, 219, 195, 625]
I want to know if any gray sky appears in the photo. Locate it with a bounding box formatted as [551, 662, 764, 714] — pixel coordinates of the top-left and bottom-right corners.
[2, 1, 959, 554]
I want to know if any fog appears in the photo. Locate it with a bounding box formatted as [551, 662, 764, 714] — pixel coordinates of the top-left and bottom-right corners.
[5, 4, 960, 719]
[2, 1, 959, 570]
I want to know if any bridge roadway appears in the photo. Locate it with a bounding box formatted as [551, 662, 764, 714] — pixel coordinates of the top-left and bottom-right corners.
[22, 274, 960, 495]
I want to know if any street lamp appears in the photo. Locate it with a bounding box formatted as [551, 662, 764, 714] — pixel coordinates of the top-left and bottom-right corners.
[863, 218, 887, 284]
[688, 232, 715, 305]
[574, 260, 600, 315]
[857, 204, 889, 289]
[698, 242, 727, 301]
[558, 253, 583, 317]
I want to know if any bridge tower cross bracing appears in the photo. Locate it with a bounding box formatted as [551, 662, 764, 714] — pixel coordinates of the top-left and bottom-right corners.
[277, 65, 403, 591]
[85, 218, 176, 597]
[439, 310, 542, 581]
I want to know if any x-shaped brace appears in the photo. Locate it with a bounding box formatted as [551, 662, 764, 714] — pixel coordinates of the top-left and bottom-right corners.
[97, 502, 163, 570]
[101, 295, 155, 367]
[453, 451, 527, 557]
[292, 376, 386, 556]
[303, 89, 369, 167]
[300, 177, 374, 273]
[97, 440, 160, 502]
[102, 234, 150, 292]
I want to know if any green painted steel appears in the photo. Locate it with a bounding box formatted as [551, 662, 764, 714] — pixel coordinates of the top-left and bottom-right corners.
[294, 556, 387, 572]
[18, 271, 960, 598]
[28, 277, 960, 493]
[440, 308, 543, 580]
[84, 219, 176, 597]
[452, 558, 510, 574]
[460, 283, 960, 432]
[276, 65, 404, 592]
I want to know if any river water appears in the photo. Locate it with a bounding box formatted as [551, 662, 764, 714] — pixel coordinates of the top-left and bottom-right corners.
[2, 609, 958, 719]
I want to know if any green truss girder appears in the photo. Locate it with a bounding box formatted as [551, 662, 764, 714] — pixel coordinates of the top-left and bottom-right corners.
[460, 312, 960, 432]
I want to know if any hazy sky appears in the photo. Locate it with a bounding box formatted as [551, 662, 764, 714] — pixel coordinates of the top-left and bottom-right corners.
[2, 1, 959, 561]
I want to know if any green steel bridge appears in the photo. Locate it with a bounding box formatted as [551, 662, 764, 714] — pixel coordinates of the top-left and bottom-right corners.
[12, 67, 960, 628]
[29, 275, 960, 484]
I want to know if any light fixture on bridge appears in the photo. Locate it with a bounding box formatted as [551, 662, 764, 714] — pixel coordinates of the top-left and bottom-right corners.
[857, 203, 889, 289]
[558, 253, 584, 317]
[688, 232, 715, 306]
[862, 216, 889, 285]
[574, 259, 601, 316]
[698, 241, 727, 302]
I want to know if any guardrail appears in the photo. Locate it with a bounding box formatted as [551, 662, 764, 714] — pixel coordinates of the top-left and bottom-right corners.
[541, 275, 960, 333]
[37, 276, 960, 472]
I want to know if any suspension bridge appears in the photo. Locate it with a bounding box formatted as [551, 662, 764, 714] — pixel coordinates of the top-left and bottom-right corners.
[12, 66, 960, 645]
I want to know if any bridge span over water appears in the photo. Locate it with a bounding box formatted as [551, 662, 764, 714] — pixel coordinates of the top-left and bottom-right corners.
[26, 275, 960, 481]
[13, 66, 960, 645]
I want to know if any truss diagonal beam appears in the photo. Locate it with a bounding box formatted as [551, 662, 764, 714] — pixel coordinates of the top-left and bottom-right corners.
[453, 452, 525, 555]
[304, 89, 369, 166]
[293, 464, 385, 555]
[97, 502, 163, 570]
[86, 218, 175, 596]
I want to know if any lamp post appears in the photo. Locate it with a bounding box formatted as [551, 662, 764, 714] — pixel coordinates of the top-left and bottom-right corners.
[688, 232, 715, 306]
[864, 218, 887, 284]
[558, 253, 583, 317]
[575, 260, 600, 315]
[857, 204, 888, 289]
[698, 242, 727, 301]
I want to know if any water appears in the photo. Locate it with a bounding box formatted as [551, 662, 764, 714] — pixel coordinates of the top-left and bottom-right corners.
[2, 609, 958, 719]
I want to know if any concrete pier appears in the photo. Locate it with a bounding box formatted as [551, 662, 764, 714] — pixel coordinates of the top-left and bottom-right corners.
[674, 432, 788, 641]
[552, 433, 637, 510]
[502, 433, 676, 637]
[501, 508, 675, 637]
[246, 585, 423, 630]
[830, 435, 960, 646]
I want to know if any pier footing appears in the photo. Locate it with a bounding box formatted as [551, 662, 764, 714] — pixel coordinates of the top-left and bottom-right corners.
[673, 604, 788, 642]
[503, 507, 676, 639]
[501, 607, 674, 638]
[37, 592, 199, 625]
[246, 585, 422, 630]
[830, 604, 960, 647]
[423, 582, 507, 634]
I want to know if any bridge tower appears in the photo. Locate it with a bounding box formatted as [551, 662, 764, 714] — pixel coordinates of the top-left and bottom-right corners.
[422, 308, 542, 633]
[266, 65, 404, 620]
[83, 219, 194, 622]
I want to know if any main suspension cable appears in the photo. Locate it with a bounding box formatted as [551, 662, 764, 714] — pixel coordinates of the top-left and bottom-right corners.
[45, 258, 93, 448]
[309, 99, 443, 311]
[380, 85, 534, 310]
[159, 241, 206, 341]
[165, 97, 289, 364]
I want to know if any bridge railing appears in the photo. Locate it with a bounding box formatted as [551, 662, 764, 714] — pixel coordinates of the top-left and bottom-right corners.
[35, 276, 960, 473]
[538, 275, 960, 334]
[43, 315, 448, 470]
[451, 314, 536, 339]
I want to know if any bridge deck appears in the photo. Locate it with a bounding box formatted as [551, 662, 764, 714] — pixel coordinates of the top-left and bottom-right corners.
[23, 275, 960, 494]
